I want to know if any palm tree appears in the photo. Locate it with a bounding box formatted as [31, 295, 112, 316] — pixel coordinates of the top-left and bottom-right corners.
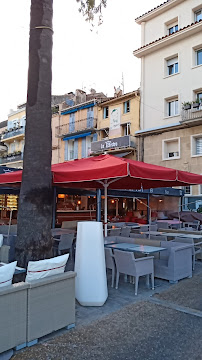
[16, 0, 107, 268]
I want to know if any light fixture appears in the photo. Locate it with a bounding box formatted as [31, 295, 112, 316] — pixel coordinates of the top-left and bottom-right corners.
[58, 194, 65, 199]
[77, 200, 81, 205]
[111, 200, 115, 204]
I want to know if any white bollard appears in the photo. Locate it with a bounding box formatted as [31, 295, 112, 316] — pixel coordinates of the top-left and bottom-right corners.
[75, 221, 108, 306]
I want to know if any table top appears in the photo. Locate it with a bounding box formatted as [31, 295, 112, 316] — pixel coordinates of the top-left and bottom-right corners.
[105, 242, 166, 255]
[0, 262, 26, 275]
[157, 220, 182, 224]
[162, 232, 202, 239]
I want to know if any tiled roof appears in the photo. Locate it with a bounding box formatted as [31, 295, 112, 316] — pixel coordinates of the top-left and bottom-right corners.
[135, 0, 171, 21]
[134, 19, 202, 53]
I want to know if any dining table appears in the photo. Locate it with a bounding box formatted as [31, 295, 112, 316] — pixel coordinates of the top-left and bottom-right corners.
[105, 242, 166, 255]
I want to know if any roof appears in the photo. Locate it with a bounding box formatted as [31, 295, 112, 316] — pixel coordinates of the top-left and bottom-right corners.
[134, 19, 202, 55]
[135, 0, 177, 22]
[98, 90, 139, 107]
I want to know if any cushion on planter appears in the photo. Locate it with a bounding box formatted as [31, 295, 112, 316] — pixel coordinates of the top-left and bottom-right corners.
[0, 261, 17, 288]
[25, 254, 69, 282]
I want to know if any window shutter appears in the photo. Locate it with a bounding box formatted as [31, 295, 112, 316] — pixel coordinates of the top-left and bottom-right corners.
[69, 113, 75, 132]
[64, 141, 68, 161]
[74, 139, 78, 159]
[167, 57, 178, 66]
[82, 137, 86, 158]
[196, 138, 202, 155]
[93, 133, 98, 141]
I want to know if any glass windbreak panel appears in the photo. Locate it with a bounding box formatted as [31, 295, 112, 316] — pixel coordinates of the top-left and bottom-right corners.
[197, 49, 202, 65]
[196, 137, 202, 155]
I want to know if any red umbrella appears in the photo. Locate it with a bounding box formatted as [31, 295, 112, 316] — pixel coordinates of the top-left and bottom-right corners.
[1, 154, 202, 235]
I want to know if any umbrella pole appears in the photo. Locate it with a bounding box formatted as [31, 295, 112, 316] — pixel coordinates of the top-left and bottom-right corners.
[104, 183, 108, 237]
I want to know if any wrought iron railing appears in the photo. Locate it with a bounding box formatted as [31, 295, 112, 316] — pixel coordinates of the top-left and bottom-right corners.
[1, 127, 25, 140]
[55, 117, 97, 138]
[0, 152, 23, 165]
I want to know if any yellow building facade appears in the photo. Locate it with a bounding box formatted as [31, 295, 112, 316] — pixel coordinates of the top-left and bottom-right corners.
[91, 91, 140, 159]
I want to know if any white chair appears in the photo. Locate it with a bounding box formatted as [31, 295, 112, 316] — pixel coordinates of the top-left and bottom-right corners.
[113, 249, 154, 295]
[104, 248, 116, 287]
[58, 234, 74, 259]
[173, 236, 201, 270]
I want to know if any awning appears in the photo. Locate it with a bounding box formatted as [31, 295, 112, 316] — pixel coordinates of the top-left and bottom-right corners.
[63, 132, 92, 141]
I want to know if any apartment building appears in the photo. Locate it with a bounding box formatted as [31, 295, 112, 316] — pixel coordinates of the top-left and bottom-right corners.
[134, 0, 202, 210]
[55, 89, 108, 162]
[0, 105, 26, 169]
[91, 90, 140, 159]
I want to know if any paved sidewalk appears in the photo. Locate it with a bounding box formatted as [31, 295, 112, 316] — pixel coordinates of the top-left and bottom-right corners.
[12, 262, 202, 360]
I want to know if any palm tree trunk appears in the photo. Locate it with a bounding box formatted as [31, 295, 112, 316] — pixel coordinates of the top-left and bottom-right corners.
[16, 0, 53, 267]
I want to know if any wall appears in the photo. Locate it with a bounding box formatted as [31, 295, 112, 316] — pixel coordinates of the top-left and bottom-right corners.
[142, 0, 202, 45]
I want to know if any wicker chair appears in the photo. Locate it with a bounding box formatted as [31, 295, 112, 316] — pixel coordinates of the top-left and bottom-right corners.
[113, 249, 154, 295]
[105, 248, 116, 287]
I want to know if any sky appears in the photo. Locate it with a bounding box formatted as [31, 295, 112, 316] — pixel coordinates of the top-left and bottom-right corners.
[0, 0, 162, 122]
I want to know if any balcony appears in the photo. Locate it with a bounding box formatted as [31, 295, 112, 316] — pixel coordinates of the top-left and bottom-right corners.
[0, 152, 23, 165]
[181, 106, 202, 124]
[55, 117, 97, 138]
[91, 135, 136, 155]
[0, 143, 7, 154]
[1, 127, 25, 141]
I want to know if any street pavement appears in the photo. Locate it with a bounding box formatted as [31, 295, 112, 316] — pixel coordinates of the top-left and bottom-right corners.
[12, 262, 202, 360]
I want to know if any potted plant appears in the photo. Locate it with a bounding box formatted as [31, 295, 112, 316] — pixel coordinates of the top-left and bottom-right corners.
[192, 99, 200, 109]
[182, 102, 191, 110]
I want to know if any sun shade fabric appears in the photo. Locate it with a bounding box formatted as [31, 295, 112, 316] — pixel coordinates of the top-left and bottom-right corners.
[1, 154, 202, 189]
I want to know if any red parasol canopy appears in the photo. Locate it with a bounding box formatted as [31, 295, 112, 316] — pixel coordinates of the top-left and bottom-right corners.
[0, 154, 202, 189]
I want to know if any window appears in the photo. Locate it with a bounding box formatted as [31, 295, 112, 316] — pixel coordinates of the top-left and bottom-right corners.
[123, 100, 130, 113]
[168, 99, 178, 116]
[196, 49, 202, 66]
[86, 135, 93, 157]
[100, 128, 109, 140]
[103, 106, 109, 119]
[122, 123, 131, 136]
[68, 140, 74, 160]
[167, 57, 178, 75]
[191, 134, 202, 156]
[162, 138, 180, 160]
[195, 9, 202, 22]
[197, 92, 202, 103]
[183, 186, 192, 196]
[169, 24, 178, 34]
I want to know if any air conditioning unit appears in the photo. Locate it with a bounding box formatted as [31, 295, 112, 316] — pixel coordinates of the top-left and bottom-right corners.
[168, 151, 179, 158]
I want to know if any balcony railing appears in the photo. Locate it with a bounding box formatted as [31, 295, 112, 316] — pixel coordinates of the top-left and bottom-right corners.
[181, 106, 202, 123]
[55, 117, 97, 138]
[0, 152, 23, 165]
[1, 127, 25, 140]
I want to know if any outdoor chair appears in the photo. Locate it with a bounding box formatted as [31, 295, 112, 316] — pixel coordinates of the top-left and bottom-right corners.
[108, 228, 121, 236]
[120, 226, 131, 237]
[157, 222, 169, 230]
[113, 249, 154, 295]
[58, 234, 74, 259]
[154, 241, 193, 283]
[130, 233, 147, 239]
[173, 237, 202, 270]
[139, 225, 149, 232]
[149, 224, 158, 231]
[105, 248, 116, 287]
[149, 235, 167, 241]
